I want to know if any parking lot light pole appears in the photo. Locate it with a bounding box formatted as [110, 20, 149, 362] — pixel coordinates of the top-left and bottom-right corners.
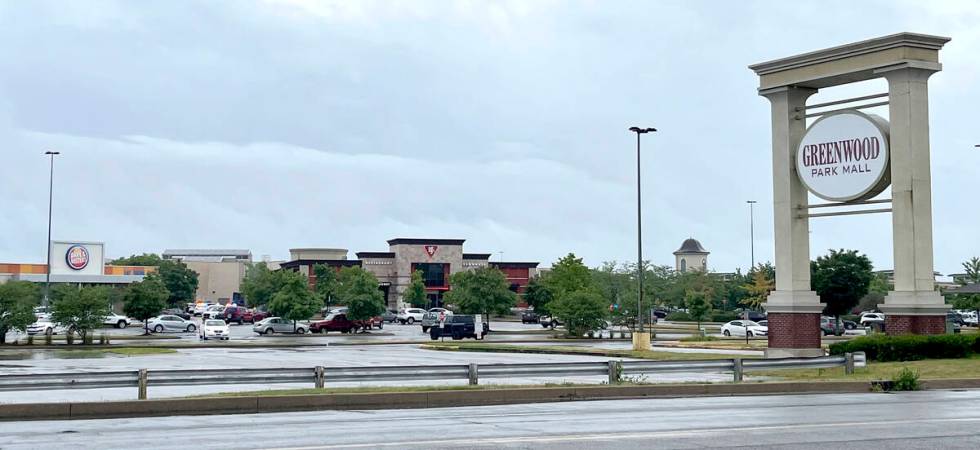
[629, 126, 656, 350]
[43, 150, 60, 309]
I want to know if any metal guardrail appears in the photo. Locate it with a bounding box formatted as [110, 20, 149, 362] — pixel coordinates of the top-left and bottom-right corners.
[0, 352, 865, 400]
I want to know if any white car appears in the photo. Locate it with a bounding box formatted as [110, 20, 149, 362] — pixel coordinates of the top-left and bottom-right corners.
[104, 313, 130, 329]
[26, 319, 69, 336]
[193, 302, 214, 316]
[859, 312, 885, 326]
[202, 305, 225, 320]
[147, 315, 198, 333]
[202, 319, 230, 340]
[397, 308, 426, 325]
[721, 320, 768, 337]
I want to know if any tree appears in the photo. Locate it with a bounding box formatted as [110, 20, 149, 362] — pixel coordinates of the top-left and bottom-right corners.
[952, 257, 980, 323]
[123, 273, 170, 335]
[685, 289, 713, 333]
[403, 270, 428, 308]
[811, 249, 874, 334]
[543, 253, 596, 301]
[109, 253, 163, 266]
[335, 267, 386, 329]
[51, 285, 111, 341]
[549, 290, 607, 337]
[312, 264, 340, 305]
[444, 267, 517, 331]
[523, 275, 554, 315]
[858, 272, 890, 312]
[0, 281, 40, 344]
[158, 260, 199, 307]
[741, 264, 774, 310]
[241, 263, 286, 308]
[266, 270, 320, 332]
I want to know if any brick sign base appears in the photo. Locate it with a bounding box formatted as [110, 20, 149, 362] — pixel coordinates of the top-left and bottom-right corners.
[885, 315, 946, 335]
[766, 312, 821, 349]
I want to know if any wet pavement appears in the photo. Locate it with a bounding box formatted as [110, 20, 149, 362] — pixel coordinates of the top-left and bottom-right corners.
[3, 390, 979, 449]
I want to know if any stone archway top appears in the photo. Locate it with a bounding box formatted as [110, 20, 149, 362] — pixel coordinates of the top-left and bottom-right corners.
[749, 32, 950, 91]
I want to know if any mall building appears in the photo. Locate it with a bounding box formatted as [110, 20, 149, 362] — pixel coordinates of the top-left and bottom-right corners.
[0, 241, 155, 286]
[280, 238, 540, 309]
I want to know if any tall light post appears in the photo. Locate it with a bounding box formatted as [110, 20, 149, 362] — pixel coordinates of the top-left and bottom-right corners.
[746, 200, 757, 271]
[43, 150, 60, 309]
[628, 126, 656, 347]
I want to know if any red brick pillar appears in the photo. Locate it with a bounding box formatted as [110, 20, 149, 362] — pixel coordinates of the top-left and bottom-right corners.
[767, 312, 821, 350]
[885, 315, 946, 335]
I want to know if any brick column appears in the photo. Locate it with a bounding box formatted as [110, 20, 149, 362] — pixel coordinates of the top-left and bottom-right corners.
[767, 313, 821, 349]
[885, 315, 946, 335]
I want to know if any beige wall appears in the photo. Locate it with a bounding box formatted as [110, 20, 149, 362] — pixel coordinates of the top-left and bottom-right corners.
[185, 260, 247, 303]
[675, 254, 707, 273]
[290, 248, 348, 260]
[388, 243, 463, 309]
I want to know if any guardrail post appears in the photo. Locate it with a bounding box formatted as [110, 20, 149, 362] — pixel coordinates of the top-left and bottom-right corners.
[732, 359, 743, 383]
[844, 353, 855, 375]
[138, 369, 148, 400]
[607, 360, 621, 384]
[315, 366, 325, 389]
[468, 363, 479, 385]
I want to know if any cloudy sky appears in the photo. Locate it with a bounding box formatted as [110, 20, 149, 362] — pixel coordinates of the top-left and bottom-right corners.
[1, 0, 978, 274]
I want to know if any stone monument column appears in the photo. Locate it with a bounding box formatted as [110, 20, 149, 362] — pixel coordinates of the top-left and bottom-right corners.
[877, 63, 949, 333]
[760, 86, 825, 358]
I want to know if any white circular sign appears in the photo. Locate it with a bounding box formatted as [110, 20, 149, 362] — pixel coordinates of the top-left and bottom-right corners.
[796, 110, 891, 202]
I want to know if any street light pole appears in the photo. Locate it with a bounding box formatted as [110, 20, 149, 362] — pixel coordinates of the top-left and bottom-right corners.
[746, 200, 757, 271]
[628, 126, 656, 336]
[43, 150, 60, 309]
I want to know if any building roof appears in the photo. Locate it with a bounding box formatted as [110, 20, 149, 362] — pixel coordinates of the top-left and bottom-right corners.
[463, 253, 492, 260]
[490, 262, 540, 269]
[279, 259, 362, 269]
[14, 273, 146, 284]
[674, 238, 708, 255]
[356, 252, 395, 259]
[163, 249, 251, 258]
[387, 238, 465, 246]
[946, 283, 980, 294]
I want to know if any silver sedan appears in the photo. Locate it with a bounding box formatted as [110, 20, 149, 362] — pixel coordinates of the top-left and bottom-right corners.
[252, 317, 307, 335]
[147, 315, 198, 333]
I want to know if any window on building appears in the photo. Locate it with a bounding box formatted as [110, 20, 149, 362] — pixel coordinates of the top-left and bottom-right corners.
[680, 258, 687, 272]
[412, 263, 449, 288]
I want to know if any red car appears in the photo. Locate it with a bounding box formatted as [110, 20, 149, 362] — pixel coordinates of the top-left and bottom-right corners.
[310, 313, 359, 334]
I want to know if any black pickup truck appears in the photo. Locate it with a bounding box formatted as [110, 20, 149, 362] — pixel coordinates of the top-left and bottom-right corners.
[428, 315, 488, 340]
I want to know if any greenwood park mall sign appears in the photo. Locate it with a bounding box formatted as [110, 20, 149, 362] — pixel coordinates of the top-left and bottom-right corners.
[796, 110, 891, 202]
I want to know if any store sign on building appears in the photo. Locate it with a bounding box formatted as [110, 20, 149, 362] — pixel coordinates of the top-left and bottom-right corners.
[796, 110, 891, 202]
[424, 245, 438, 258]
[65, 245, 90, 270]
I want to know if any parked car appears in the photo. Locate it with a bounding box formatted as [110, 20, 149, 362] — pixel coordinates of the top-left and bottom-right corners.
[147, 315, 198, 333]
[253, 317, 308, 335]
[220, 306, 252, 324]
[397, 308, 426, 325]
[161, 308, 191, 320]
[310, 313, 360, 334]
[428, 315, 488, 340]
[102, 313, 131, 329]
[382, 309, 398, 323]
[540, 315, 561, 329]
[820, 316, 845, 336]
[653, 309, 668, 319]
[721, 320, 768, 337]
[250, 309, 271, 323]
[202, 319, 230, 340]
[202, 305, 225, 320]
[421, 308, 453, 332]
[859, 312, 885, 326]
[521, 310, 540, 324]
[192, 302, 214, 316]
[736, 310, 767, 322]
[26, 319, 70, 336]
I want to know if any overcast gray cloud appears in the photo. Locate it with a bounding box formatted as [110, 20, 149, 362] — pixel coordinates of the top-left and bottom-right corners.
[1, 0, 978, 274]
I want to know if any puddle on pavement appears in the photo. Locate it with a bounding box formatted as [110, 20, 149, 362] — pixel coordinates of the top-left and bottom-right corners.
[0, 350, 120, 360]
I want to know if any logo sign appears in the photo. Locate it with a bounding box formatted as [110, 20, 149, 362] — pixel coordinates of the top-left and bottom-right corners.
[796, 110, 891, 202]
[424, 245, 438, 258]
[65, 245, 90, 270]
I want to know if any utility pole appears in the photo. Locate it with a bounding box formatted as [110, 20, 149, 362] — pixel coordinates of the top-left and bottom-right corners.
[628, 126, 656, 347]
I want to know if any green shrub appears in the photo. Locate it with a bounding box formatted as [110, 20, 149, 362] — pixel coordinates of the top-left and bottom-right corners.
[891, 367, 920, 391]
[829, 333, 979, 362]
[710, 311, 737, 323]
[680, 335, 720, 342]
[666, 312, 693, 322]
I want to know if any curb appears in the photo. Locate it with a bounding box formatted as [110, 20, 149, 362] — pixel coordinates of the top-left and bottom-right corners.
[8, 379, 977, 422]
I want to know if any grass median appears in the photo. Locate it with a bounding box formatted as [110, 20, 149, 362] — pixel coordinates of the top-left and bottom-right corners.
[421, 342, 749, 360]
[749, 355, 980, 381]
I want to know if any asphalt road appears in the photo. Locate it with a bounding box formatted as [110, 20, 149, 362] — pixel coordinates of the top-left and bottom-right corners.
[2, 390, 979, 449]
